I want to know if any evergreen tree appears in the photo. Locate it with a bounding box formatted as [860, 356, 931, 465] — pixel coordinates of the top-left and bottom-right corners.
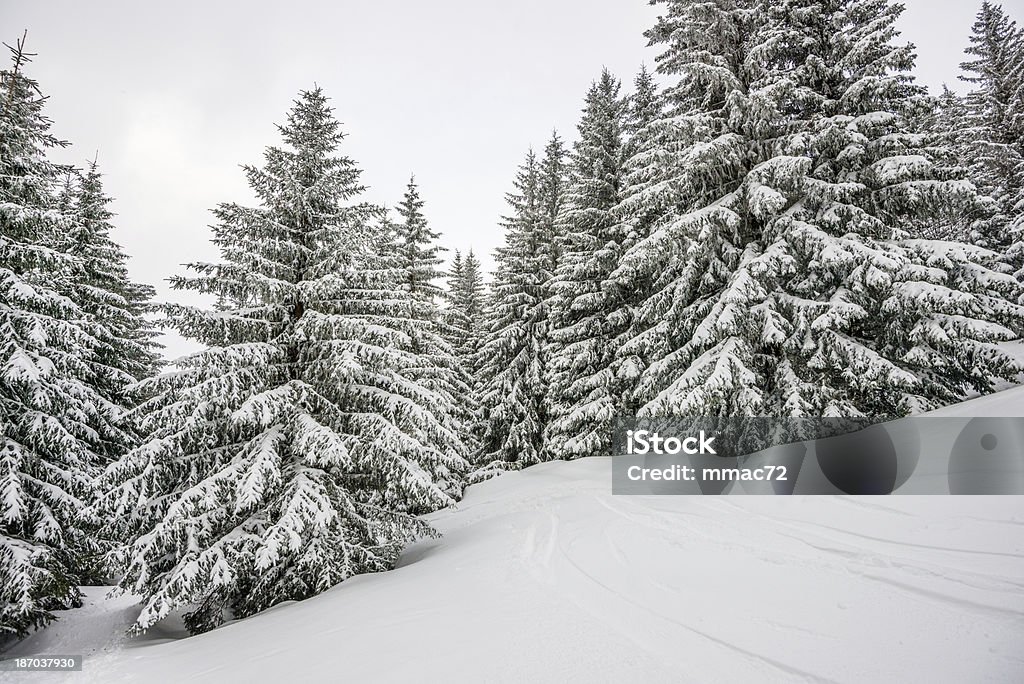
[95, 89, 467, 635]
[537, 132, 569, 275]
[912, 86, 973, 241]
[0, 37, 114, 637]
[545, 69, 630, 460]
[442, 250, 486, 451]
[476, 151, 543, 473]
[612, 0, 1024, 419]
[395, 175, 446, 307]
[624, 64, 661, 159]
[610, 0, 763, 416]
[753, 0, 1023, 414]
[443, 251, 470, 364]
[66, 160, 162, 453]
[443, 250, 468, 354]
[606, 65, 668, 416]
[958, 2, 1024, 257]
[390, 177, 474, 455]
[477, 146, 552, 474]
[445, 249, 486, 379]
[385, 181, 474, 463]
[475, 137, 566, 475]
[459, 251, 486, 370]
[446, 251, 465, 306]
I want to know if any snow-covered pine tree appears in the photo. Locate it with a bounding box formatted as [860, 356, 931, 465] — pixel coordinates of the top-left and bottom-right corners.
[610, 0, 765, 416]
[388, 176, 474, 460]
[476, 145, 557, 475]
[605, 65, 667, 417]
[54, 160, 162, 588]
[958, 2, 1024, 257]
[0, 37, 115, 637]
[395, 175, 446, 307]
[458, 251, 486, 374]
[754, 0, 1024, 414]
[443, 249, 468, 352]
[441, 250, 486, 451]
[612, 63, 666, 247]
[476, 151, 542, 472]
[544, 69, 630, 460]
[925, 87, 970, 161]
[446, 250, 465, 307]
[911, 86, 973, 241]
[623, 65, 661, 163]
[475, 137, 566, 475]
[444, 249, 486, 379]
[65, 160, 162, 455]
[351, 206, 470, 497]
[537, 132, 569, 276]
[614, 0, 1024, 419]
[94, 88, 467, 635]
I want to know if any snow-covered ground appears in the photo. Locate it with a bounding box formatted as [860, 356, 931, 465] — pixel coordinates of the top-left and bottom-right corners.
[5, 387, 1024, 683]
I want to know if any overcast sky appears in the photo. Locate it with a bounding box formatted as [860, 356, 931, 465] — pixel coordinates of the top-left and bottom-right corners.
[3, 0, 1019, 360]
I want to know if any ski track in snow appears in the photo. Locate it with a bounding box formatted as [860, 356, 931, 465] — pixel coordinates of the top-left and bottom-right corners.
[5, 383, 1024, 682]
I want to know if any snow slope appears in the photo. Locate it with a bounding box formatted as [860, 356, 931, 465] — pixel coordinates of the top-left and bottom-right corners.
[5, 390, 1024, 683]
[928, 383, 1024, 417]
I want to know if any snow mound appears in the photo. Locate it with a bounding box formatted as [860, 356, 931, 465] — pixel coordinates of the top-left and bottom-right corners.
[5, 455, 1023, 683]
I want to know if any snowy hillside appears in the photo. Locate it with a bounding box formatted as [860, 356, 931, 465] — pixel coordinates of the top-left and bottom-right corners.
[4, 388, 1023, 683]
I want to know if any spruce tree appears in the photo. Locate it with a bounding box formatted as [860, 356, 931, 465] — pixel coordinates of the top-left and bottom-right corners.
[912, 86, 973, 241]
[0, 37, 114, 637]
[478, 151, 545, 473]
[545, 69, 630, 460]
[446, 251, 465, 310]
[442, 250, 486, 452]
[388, 177, 474, 461]
[66, 160, 162, 453]
[606, 66, 667, 417]
[610, 0, 763, 416]
[444, 250, 486, 379]
[537, 132, 569, 276]
[476, 137, 566, 475]
[476, 151, 542, 472]
[443, 250, 469, 359]
[623, 65, 661, 161]
[958, 2, 1024, 257]
[458, 251, 486, 374]
[613, 0, 1024, 419]
[395, 175, 446, 306]
[753, 0, 1023, 414]
[95, 88, 467, 635]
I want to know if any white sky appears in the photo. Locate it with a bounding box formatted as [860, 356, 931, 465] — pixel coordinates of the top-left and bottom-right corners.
[3, 0, 1020, 361]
